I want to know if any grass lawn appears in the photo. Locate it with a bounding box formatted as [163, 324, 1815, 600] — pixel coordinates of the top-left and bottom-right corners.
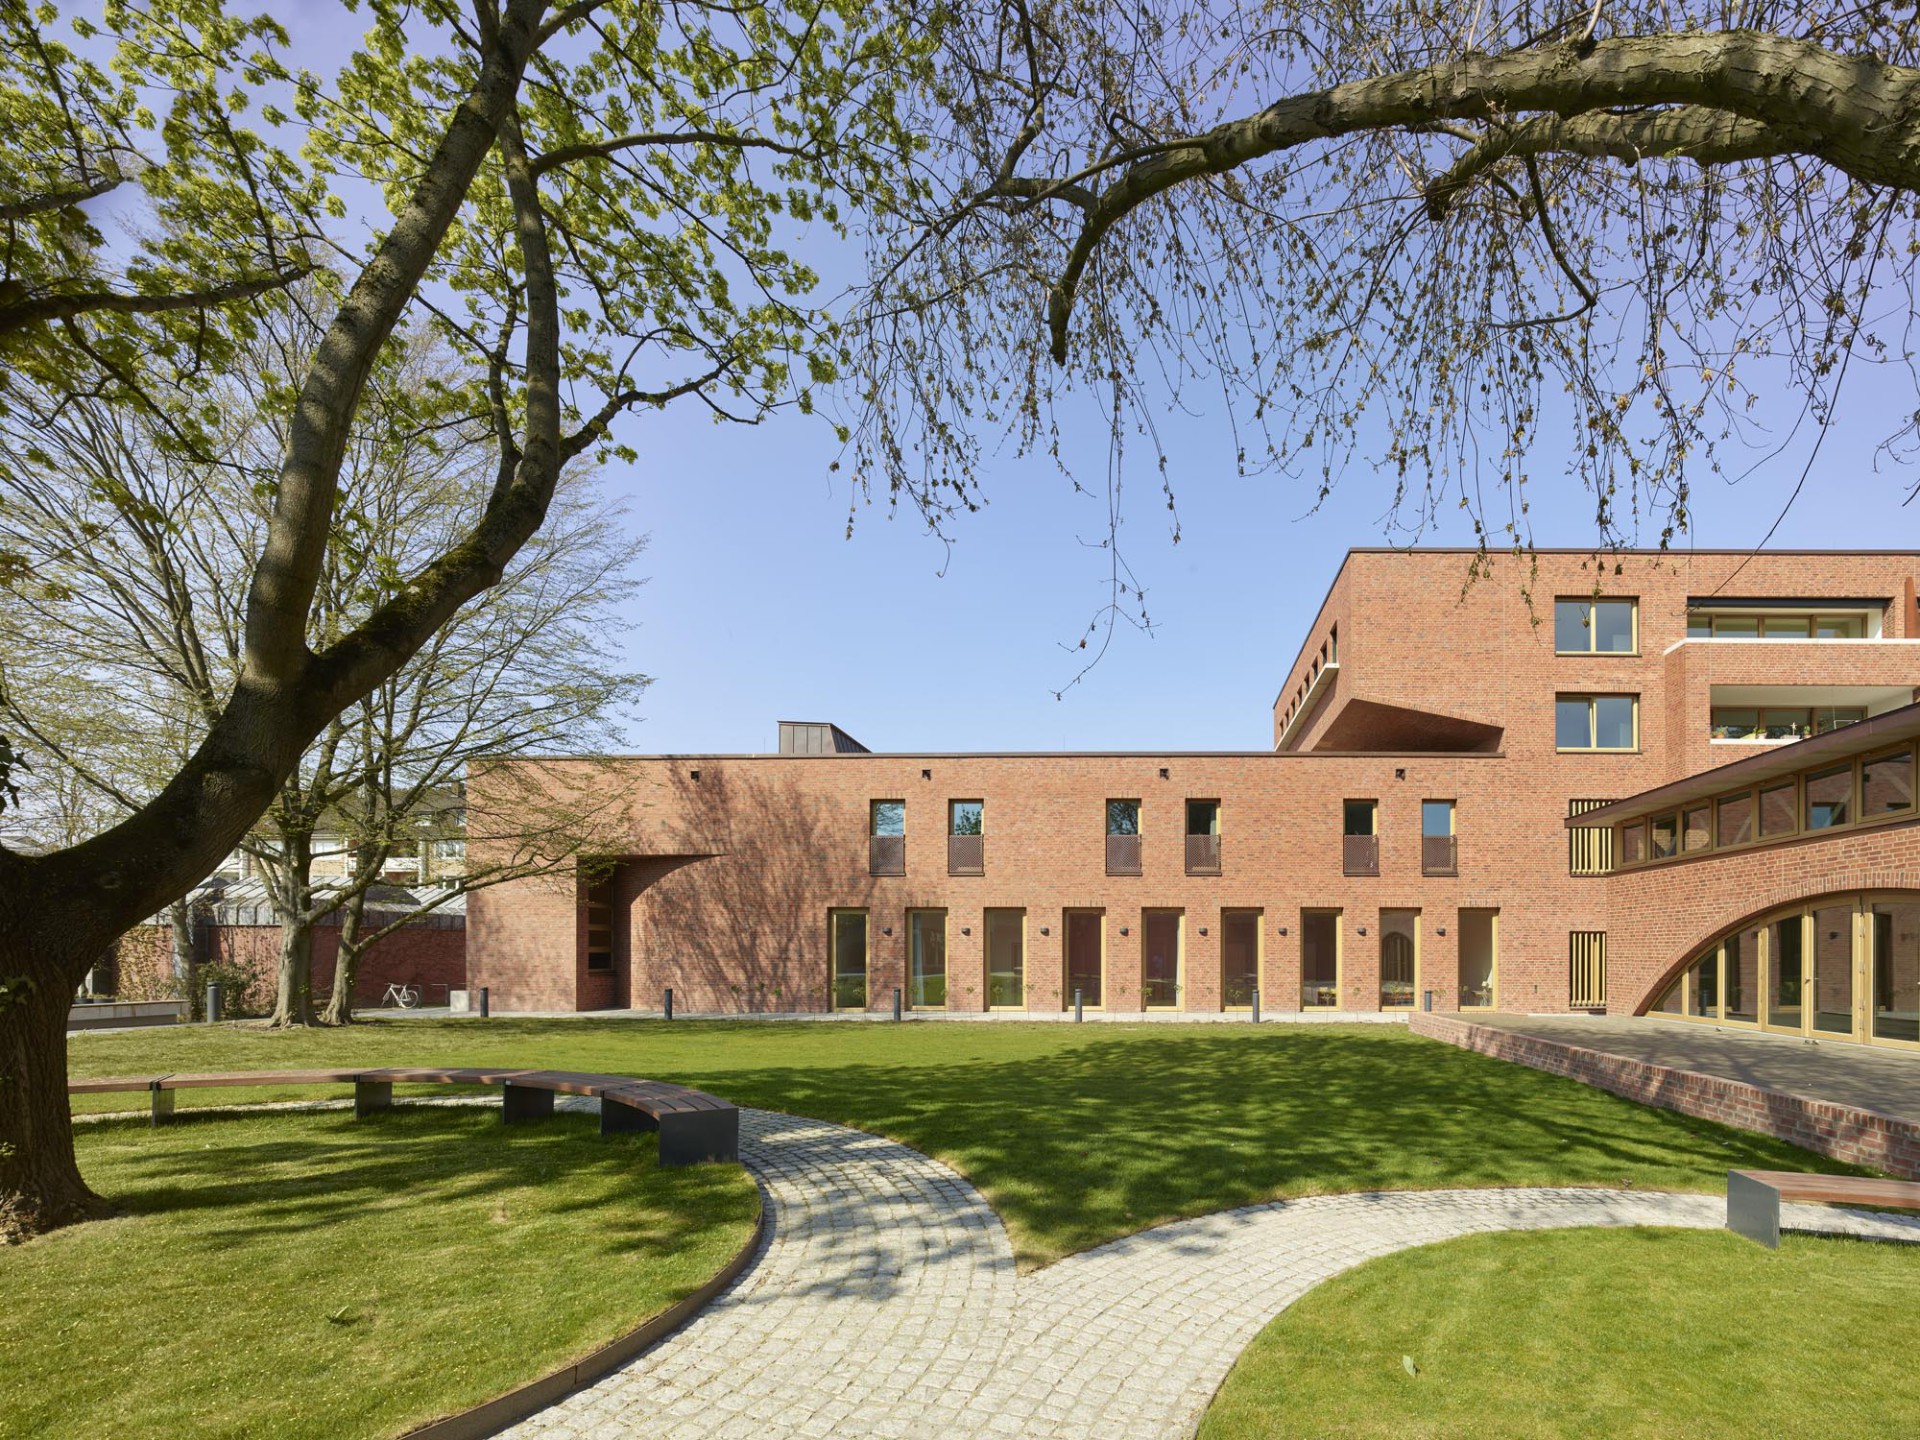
[1198, 1227, 1920, 1439]
[0, 1107, 758, 1440]
[68, 1018, 1857, 1266]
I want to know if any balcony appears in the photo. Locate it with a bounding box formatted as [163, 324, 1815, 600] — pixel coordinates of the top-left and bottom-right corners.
[1185, 833, 1221, 875]
[869, 834, 905, 876]
[947, 833, 984, 876]
[1421, 834, 1457, 876]
[1343, 834, 1379, 877]
[1106, 833, 1142, 876]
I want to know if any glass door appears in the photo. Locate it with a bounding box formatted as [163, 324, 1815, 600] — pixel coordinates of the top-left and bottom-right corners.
[1871, 899, 1920, 1044]
[1379, 909, 1419, 1009]
[1065, 910, 1103, 1008]
[1457, 909, 1497, 1009]
[830, 910, 868, 1011]
[908, 909, 946, 1009]
[1811, 903, 1856, 1036]
[1143, 910, 1182, 1009]
[985, 908, 1025, 1008]
[1221, 910, 1260, 1008]
[1765, 912, 1806, 1033]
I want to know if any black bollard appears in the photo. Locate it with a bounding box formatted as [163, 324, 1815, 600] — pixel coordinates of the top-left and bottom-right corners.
[664, 986, 673, 1021]
[1074, 987, 1083, 1023]
[893, 987, 902, 1022]
[205, 982, 224, 1024]
[1251, 990, 1261, 1023]
[477, 986, 490, 1018]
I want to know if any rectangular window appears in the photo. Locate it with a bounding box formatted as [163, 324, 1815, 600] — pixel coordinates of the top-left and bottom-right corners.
[1650, 813, 1678, 859]
[1186, 799, 1221, 875]
[1343, 800, 1379, 877]
[1421, 800, 1456, 875]
[1687, 946, 1718, 1017]
[1863, 748, 1915, 817]
[1570, 931, 1607, 1009]
[830, 909, 868, 1011]
[1106, 799, 1142, 875]
[1760, 781, 1798, 838]
[1556, 695, 1637, 751]
[908, 910, 947, 1009]
[869, 799, 906, 876]
[1716, 792, 1754, 848]
[1711, 708, 1761, 741]
[1762, 615, 1812, 640]
[1816, 615, 1865, 638]
[1682, 805, 1712, 853]
[1714, 615, 1760, 639]
[1769, 914, 1806, 1031]
[1724, 928, 1761, 1023]
[1554, 598, 1636, 653]
[1618, 820, 1646, 866]
[1301, 910, 1341, 1008]
[1458, 909, 1497, 1008]
[948, 800, 984, 876]
[1065, 910, 1103, 1008]
[1813, 706, 1867, 735]
[1222, 909, 1260, 1008]
[985, 908, 1024, 1008]
[1379, 909, 1419, 1009]
[1804, 764, 1853, 830]
[1687, 612, 1714, 638]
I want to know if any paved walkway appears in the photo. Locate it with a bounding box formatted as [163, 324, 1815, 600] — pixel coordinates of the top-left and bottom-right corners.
[1460, 1014, 1920, 1123]
[508, 1109, 1920, 1440]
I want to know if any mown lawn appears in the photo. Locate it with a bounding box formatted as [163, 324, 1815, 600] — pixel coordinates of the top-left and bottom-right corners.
[68, 1018, 1858, 1266]
[0, 1107, 757, 1440]
[1198, 1226, 1920, 1439]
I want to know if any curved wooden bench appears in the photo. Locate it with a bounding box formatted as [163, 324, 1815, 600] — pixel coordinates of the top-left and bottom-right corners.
[1727, 1169, 1920, 1248]
[69, 1067, 738, 1167]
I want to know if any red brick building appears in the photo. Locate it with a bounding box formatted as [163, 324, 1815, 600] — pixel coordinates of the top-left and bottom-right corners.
[468, 548, 1920, 1045]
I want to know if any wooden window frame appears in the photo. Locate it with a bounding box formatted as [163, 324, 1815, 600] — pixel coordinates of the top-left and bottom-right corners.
[1555, 693, 1640, 753]
[1553, 596, 1640, 656]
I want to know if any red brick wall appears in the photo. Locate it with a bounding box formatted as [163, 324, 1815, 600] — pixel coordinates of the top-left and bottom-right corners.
[112, 920, 465, 1014]
[1412, 1012, 1920, 1178]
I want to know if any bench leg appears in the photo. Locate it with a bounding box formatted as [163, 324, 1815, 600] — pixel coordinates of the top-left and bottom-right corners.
[354, 1080, 394, 1118]
[657, 1107, 739, 1167]
[150, 1085, 175, 1127]
[1727, 1172, 1782, 1249]
[600, 1096, 659, 1136]
[501, 1083, 555, 1124]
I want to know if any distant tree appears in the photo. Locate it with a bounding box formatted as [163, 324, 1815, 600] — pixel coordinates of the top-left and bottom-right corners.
[0, 0, 924, 1241]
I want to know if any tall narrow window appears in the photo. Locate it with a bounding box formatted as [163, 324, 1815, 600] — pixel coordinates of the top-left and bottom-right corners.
[1185, 799, 1221, 875]
[1143, 910, 1182, 1009]
[584, 873, 614, 973]
[1343, 800, 1378, 877]
[1554, 598, 1637, 654]
[830, 910, 868, 1011]
[1804, 765, 1853, 831]
[1222, 909, 1260, 1008]
[948, 800, 984, 875]
[1065, 910, 1104, 1008]
[1301, 910, 1340, 1009]
[1379, 909, 1419, 1009]
[1458, 909, 1497, 1009]
[1106, 799, 1142, 875]
[1769, 913, 1806, 1031]
[1724, 926, 1761, 1023]
[908, 910, 947, 1009]
[869, 800, 906, 876]
[1421, 800, 1456, 875]
[1716, 792, 1755, 847]
[985, 908, 1025, 1008]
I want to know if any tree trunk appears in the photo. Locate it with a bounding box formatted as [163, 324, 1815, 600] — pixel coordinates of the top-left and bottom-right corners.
[321, 890, 368, 1026]
[0, 923, 112, 1242]
[168, 896, 196, 1007]
[271, 917, 316, 1028]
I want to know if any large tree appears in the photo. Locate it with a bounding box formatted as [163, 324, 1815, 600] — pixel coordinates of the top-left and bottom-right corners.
[0, 0, 923, 1240]
[852, 4, 1920, 672]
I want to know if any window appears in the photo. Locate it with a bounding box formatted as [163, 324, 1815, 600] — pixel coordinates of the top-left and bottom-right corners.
[1760, 781, 1798, 838]
[948, 800, 984, 876]
[1343, 800, 1378, 877]
[431, 839, 467, 861]
[1556, 694, 1637, 751]
[1379, 910, 1419, 1008]
[1458, 909, 1497, 1008]
[830, 910, 868, 1010]
[1554, 598, 1637, 654]
[1862, 748, 1915, 817]
[1650, 813, 1678, 859]
[1106, 799, 1142, 875]
[1687, 609, 1872, 639]
[1618, 820, 1646, 866]
[985, 908, 1025, 1008]
[869, 799, 906, 876]
[1065, 910, 1103, 1008]
[1682, 805, 1712, 853]
[1716, 792, 1754, 847]
[1301, 910, 1341, 1008]
[1186, 799, 1221, 874]
[908, 910, 947, 1008]
[1221, 909, 1260, 1008]
[1421, 800, 1456, 875]
[1711, 706, 1865, 741]
[1804, 765, 1853, 830]
[584, 875, 614, 973]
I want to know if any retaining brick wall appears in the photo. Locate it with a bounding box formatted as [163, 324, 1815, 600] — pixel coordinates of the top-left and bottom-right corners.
[1410, 1012, 1920, 1179]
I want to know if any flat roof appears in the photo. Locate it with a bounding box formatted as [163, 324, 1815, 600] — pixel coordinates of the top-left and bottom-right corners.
[490, 748, 1509, 763]
[1563, 699, 1920, 829]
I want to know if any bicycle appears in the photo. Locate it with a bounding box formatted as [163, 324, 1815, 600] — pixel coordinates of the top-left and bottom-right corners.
[381, 982, 422, 1009]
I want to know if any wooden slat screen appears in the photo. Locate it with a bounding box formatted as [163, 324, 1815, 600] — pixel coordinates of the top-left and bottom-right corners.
[1568, 798, 1617, 876]
[1569, 930, 1607, 1009]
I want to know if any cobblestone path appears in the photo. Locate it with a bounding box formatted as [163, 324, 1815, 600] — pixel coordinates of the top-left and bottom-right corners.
[508, 1108, 1920, 1440]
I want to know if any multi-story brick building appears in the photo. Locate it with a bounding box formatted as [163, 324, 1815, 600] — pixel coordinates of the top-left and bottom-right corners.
[467, 548, 1920, 1048]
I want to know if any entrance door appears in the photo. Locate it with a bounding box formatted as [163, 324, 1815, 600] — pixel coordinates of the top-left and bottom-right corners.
[1143, 910, 1182, 1009]
[1765, 912, 1806, 1033]
[1379, 909, 1418, 1009]
[985, 908, 1025, 1009]
[908, 909, 947, 1009]
[1871, 899, 1920, 1044]
[1811, 902, 1856, 1036]
[1065, 910, 1103, 1008]
[830, 910, 868, 1011]
[1221, 910, 1260, 1008]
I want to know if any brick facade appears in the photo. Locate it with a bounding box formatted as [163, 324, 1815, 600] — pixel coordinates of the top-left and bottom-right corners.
[469, 548, 1920, 1019]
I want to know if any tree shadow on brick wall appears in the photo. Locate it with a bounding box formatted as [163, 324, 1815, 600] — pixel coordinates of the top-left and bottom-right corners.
[636, 768, 878, 1013]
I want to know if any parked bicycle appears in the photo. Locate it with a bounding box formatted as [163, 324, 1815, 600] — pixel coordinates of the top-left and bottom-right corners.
[381, 982, 422, 1009]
